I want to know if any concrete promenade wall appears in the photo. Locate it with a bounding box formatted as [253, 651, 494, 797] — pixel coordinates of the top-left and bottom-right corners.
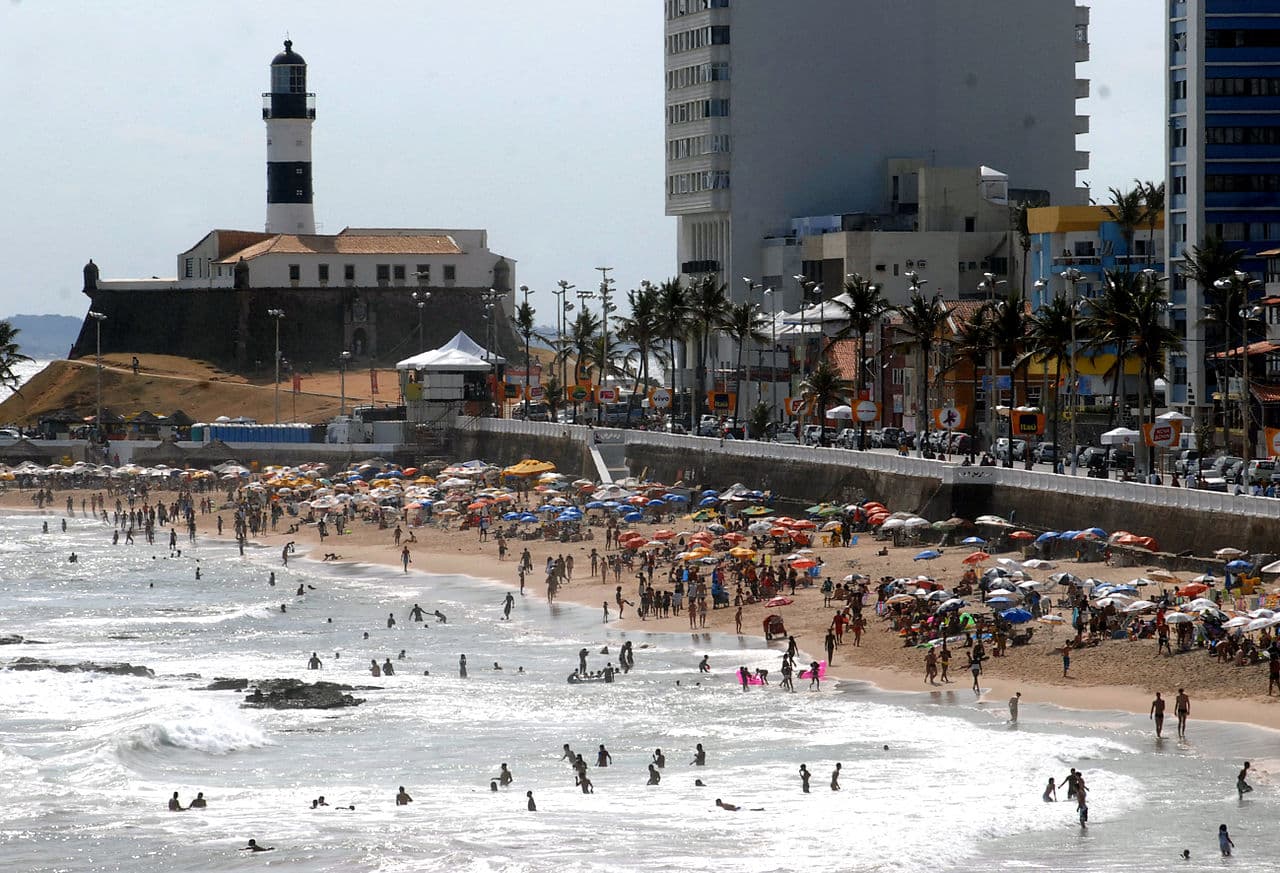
[449, 419, 1280, 555]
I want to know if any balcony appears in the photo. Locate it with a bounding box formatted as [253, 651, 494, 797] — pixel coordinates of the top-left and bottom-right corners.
[262, 92, 317, 120]
[1074, 149, 1091, 170]
[1074, 114, 1090, 135]
[1075, 78, 1091, 99]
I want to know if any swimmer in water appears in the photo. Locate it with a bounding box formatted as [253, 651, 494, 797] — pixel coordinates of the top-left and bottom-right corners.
[168, 791, 185, 811]
[652, 749, 666, 769]
[189, 792, 207, 808]
[433, 610, 447, 624]
[497, 763, 513, 786]
[698, 655, 710, 673]
[1043, 777, 1057, 802]
[647, 764, 661, 785]
[691, 743, 706, 766]
[527, 790, 537, 811]
[395, 786, 413, 805]
[241, 839, 274, 852]
[715, 799, 739, 811]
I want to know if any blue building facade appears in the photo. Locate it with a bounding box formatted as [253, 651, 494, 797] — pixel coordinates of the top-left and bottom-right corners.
[1168, 0, 1280, 410]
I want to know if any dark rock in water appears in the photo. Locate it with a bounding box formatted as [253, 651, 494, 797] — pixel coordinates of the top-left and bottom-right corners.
[108, 634, 141, 640]
[238, 678, 365, 710]
[7, 657, 154, 678]
[203, 678, 249, 691]
[0, 635, 24, 645]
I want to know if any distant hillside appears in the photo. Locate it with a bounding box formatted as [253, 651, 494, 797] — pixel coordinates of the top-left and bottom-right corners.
[4, 314, 81, 359]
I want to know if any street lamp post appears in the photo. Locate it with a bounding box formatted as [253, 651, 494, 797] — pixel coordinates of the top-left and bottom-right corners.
[596, 267, 615, 424]
[480, 289, 507, 415]
[1215, 270, 1263, 458]
[518, 284, 532, 410]
[267, 308, 285, 424]
[575, 285, 596, 419]
[87, 311, 106, 436]
[554, 280, 574, 399]
[977, 272, 1007, 460]
[763, 288, 779, 422]
[412, 291, 431, 353]
[1060, 268, 1084, 476]
[339, 350, 351, 416]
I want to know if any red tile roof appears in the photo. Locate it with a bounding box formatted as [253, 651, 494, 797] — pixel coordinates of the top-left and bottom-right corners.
[219, 232, 462, 263]
[1212, 340, 1280, 358]
[1250, 383, 1280, 403]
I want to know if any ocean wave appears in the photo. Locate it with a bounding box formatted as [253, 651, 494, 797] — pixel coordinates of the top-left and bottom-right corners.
[117, 716, 270, 758]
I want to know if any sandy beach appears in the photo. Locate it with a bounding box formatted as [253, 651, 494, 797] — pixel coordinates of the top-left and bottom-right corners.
[10, 481, 1280, 733]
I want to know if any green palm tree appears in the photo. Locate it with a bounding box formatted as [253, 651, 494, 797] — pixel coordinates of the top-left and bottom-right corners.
[0, 321, 32, 395]
[989, 289, 1033, 465]
[949, 305, 994, 457]
[722, 301, 769, 421]
[1140, 180, 1165, 265]
[567, 308, 601, 416]
[1025, 296, 1073, 466]
[1082, 270, 1141, 429]
[511, 300, 538, 406]
[1187, 236, 1247, 450]
[1128, 275, 1183, 452]
[654, 278, 688, 406]
[686, 275, 729, 426]
[1103, 184, 1145, 265]
[828, 274, 890, 394]
[799, 359, 852, 426]
[894, 291, 951, 455]
[613, 285, 665, 399]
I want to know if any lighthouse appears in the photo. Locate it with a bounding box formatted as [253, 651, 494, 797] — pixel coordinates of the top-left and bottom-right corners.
[263, 39, 316, 234]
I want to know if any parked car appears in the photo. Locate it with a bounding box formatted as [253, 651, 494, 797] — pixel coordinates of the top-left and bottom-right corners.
[994, 438, 1027, 461]
[835, 427, 862, 449]
[773, 431, 801, 445]
[1244, 459, 1276, 486]
[1172, 449, 1200, 476]
[1031, 442, 1057, 464]
[512, 402, 550, 422]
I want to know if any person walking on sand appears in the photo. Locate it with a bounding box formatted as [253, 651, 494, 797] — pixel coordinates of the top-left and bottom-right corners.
[1175, 688, 1190, 738]
[1238, 762, 1253, 798]
[924, 648, 938, 684]
[968, 652, 982, 692]
[1150, 692, 1166, 738]
[502, 592, 515, 620]
[1219, 824, 1235, 856]
[734, 605, 743, 634]
[401, 546, 411, 573]
[1061, 645, 1071, 678]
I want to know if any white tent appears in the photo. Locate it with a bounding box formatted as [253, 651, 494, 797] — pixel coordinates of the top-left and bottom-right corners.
[1100, 427, 1139, 446]
[395, 332, 505, 372]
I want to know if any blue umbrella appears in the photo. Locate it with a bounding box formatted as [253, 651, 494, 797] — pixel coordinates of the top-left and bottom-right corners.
[913, 549, 942, 561]
[1034, 531, 1060, 543]
[664, 493, 689, 503]
[1057, 530, 1081, 540]
[1000, 607, 1034, 624]
[502, 512, 520, 521]
[555, 513, 579, 523]
[537, 504, 555, 512]
[987, 595, 1017, 606]
[961, 536, 986, 545]
[584, 501, 605, 509]
[602, 500, 620, 508]
[646, 499, 666, 507]
[699, 496, 720, 507]
[701, 489, 718, 496]
[622, 512, 643, 522]
[1225, 559, 1252, 573]
[518, 514, 539, 523]
[1082, 527, 1107, 538]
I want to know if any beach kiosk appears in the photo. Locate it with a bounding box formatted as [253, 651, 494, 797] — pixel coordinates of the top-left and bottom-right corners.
[396, 331, 505, 422]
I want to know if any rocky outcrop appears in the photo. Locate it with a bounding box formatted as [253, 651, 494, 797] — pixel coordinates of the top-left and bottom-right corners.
[7, 657, 154, 677]
[236, 678, 368, 710]
[202, 677, 250, 691]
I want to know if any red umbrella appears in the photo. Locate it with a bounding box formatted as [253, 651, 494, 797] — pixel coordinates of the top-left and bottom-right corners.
[961, 551, 990, 564]
[1009, 530, 1034, 541]
[791, 558, 819, 570]
[1176, 582, 1209, 597]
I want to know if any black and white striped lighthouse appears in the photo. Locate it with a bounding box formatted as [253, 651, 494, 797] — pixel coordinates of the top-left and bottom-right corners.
[263, 39, 316, 234]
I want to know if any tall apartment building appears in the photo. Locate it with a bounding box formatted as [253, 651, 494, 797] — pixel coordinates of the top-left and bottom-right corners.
[663, 0, 1092, 309]
[1166, 0, 1280, 411]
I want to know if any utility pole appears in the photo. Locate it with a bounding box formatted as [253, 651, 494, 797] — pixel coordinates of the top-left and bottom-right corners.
[267, 308, 285, 424]
[88, 311, 107, 439]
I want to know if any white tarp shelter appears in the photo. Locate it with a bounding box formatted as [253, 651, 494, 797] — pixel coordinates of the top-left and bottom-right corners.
[395, 332, 505, 372]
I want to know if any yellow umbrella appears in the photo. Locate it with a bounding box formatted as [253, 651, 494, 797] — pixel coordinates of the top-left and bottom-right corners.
[729, 547, 757, 559]
[502, 459, 557, 477]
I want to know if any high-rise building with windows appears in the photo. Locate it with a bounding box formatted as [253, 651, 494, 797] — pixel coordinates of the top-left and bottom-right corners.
[663, 0, 1091, 308]
[1166, 0, 1280, 412]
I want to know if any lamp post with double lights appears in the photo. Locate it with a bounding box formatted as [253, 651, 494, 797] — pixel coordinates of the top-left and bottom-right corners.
[267, 309, 285, 424]
[762, 288, 780, 423]
[554, 280, 574, 394]
[480, 289, 507, 414]
[742, 277, 764, 416]
[976, 271, 1007, 457]
[1060, 268, 1086, 475]
[412, 291, 431, 353]
[339, 350, 352, 417]
[87, 311, 106, 436]
[1214, 270, 1264, 459]
[596, 267, 615, 423]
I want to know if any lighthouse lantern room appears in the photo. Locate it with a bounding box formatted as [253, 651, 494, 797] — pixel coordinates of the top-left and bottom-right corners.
[263, 39, 316, 234]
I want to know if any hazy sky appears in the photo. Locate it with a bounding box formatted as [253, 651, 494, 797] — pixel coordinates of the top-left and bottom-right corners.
[0, 1, 1163, 322]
